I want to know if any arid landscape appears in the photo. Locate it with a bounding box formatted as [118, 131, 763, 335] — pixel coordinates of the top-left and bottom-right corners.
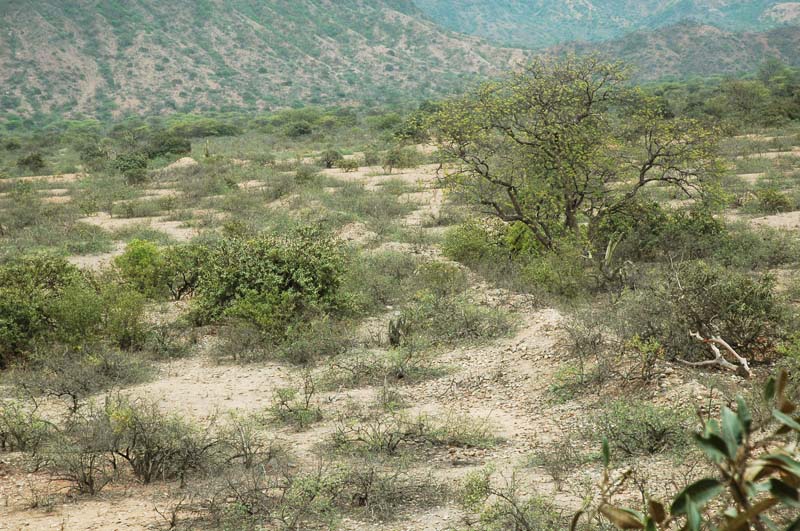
[2, 2, 800, 531]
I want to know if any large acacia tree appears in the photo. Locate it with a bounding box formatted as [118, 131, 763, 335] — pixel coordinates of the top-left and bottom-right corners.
[429, 56, 722, 251]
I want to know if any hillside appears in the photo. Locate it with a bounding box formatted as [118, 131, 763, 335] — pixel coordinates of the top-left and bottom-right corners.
[0, 0, 525, 119]
[2, 1, 800, 121]
[557, 22, 800, 81]
[414, 0, 800, 48]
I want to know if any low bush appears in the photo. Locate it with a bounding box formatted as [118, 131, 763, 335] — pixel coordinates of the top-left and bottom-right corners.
[144, 132, 192, 159]
[103, 396, 219, 484]
[115, 240, 204, 300]
[336, 158, 359, 172]
[593, 400, 689, 457]
[617, 261, 786, 361]
[397, 291, 512, 347]
[0, 255, 83, 367]
[192, 227, 347, 342]
[319, 149, 343, 169]
[343, 251, 422, 314]
[754, 188, 794, 214]
[0, 401, 52, 453]
[269, 374, 323, 430]
[114, 239, 165, 298]
[16, 152, 46, 172]
[332, 411, 497, 457]
[113, 152, 149, 184]
[460, 469, 567, 531]
[12, 346, 151, 411]
[382, 146, 420, 174]
[295, 163, 320, 183]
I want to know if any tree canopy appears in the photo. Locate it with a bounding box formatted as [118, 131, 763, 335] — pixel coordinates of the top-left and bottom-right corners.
[429, 56, 723, 251]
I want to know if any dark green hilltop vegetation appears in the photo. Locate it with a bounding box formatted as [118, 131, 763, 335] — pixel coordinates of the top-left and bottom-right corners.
[2, 0, 800, 123]
[415, 0, 800, 48]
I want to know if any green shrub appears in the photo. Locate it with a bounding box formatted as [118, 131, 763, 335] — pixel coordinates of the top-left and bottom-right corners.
[269, 374, 323, 430]
[319, 149, 344, 169]
[363, 150, 381, 166]
[755, 188, 794, 214]
[460, 469, 566, 530]
[382, 146, 419, 174]
[0, 401, 52, 453]
[295, 164, 320, 182]
[398, 291, 512, 347]
[114, 239, 165, 298]
[285, 121, 313, 138]
[98, 281, 148, 350]
[145, 132, 192, 159]
[618, 261, 786, 360]
[442, 219, 509, 266]
[16, 152, 45, 172]
[274, 317, 352, 364]
[113, 152, 148, 184]
[0, 255, 82, 367]
[520, 245, 589, 299]
[103, 396, 218, 484]
[336, 158, 360, 172]
[115, 241, 204, 301]
[162, 244, 204, 300]
[594, 400, 689, 457]
[344, 251, 422, 314]
[193, 227, 346, 342]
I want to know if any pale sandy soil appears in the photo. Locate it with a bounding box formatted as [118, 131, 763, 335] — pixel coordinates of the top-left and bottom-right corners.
[750, 210, 800, 230]
[78, 213, 198, 242]
[1, 151, 777, 531]
[739, 148, 800, 159]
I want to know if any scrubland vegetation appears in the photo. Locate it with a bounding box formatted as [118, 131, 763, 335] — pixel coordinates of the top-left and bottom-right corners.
[2, 57, 800, 530]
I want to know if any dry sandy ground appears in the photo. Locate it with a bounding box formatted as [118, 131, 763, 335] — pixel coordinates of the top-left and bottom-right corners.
[0, 157, 781, 531]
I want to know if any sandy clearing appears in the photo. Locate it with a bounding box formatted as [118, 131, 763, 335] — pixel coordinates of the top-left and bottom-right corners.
[125, 355, 292, 420]
[66, 242, 127, 270]
[740, 148, 800, 159]
[78, 213, 197, 242]
[750, 210, 800, 230]
[737, 173, 765, 185]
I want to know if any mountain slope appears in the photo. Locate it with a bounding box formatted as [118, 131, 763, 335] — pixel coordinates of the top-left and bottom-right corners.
[414, 0, 800, 48]
[555, 22, 800, 81]
[0, 0, 526, 119]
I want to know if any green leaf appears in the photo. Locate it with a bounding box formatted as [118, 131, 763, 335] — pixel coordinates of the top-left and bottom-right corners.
[602, 437, 610, 467]
[687, 496, 702, 531]
[765, 376, 776, 401]
[773, 410, 800, 432]
[769, 479, 800, 508]
[721, 406, 743, 457]
[736, 396, 752, 434]
[694, 433, 731, 462]
[671, 478, 724, 516]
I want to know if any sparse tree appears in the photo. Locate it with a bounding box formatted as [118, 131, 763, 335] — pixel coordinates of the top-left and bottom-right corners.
[429, 56, 722, 251]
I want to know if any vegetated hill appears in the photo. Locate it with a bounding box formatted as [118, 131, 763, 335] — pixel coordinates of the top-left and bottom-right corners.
[414, 0, 800, 48]
[555, 22, 800, 81]
[0, 0, 526, 120]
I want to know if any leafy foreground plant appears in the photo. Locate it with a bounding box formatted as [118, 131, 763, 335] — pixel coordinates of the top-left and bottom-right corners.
[582, 369, 800, 531]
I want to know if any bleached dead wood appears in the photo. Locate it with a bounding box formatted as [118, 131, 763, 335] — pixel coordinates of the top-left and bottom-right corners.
[678, 332, 752, 378]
